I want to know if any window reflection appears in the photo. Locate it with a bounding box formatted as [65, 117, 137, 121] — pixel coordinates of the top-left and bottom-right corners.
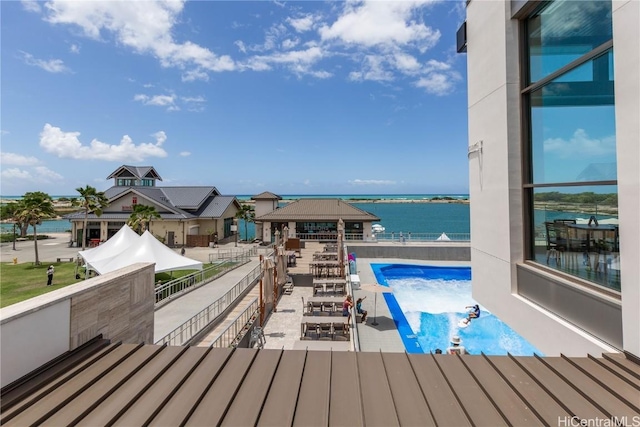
[528, 0, 612, 83]
[530, 50, 616, 185]
[531, 186, 620, 291]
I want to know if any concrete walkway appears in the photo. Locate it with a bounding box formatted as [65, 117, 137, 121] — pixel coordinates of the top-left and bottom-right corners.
[153, 258, 260, 341]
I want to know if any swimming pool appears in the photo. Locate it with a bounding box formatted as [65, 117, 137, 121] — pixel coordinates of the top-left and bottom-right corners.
[371, 264, 543, 356]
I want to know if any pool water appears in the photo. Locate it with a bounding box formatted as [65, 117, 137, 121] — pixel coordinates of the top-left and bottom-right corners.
[372, 264, 543, 356]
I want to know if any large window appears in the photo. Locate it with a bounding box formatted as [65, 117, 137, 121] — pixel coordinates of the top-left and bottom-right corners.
[523, 0, 619, 291]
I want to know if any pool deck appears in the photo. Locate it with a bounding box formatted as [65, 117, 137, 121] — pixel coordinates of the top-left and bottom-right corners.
[262, 257, 471, 352]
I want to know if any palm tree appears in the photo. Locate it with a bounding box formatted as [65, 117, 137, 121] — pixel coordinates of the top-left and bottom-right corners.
[76, 185, 109, 251]
[235, 204, 255, 242]
[127, 204, 160, 234]
[15, 192, 55, 265]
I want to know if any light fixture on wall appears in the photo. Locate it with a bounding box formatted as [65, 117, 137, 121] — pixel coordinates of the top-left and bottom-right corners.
[467, 140, 483, 157]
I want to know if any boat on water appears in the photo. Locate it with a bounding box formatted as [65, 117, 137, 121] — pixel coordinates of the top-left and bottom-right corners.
[371, 224, 385, 233]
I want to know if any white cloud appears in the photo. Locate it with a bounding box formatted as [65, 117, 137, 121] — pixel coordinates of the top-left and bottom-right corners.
[182, 96, 206, 112]
[179, 151, 191, 157]
[235, 40, 247, 54]
[34, 166, 63, 181]
[287, 14, 316, 32]
[243, 46, 330, 78]
[415, 72, 459, 96]
[69, 43, 80, 54]
[349, 179, 396, 185]
[0, 152, 40, 166]
[21, 0, 41, 13]
[39, 123, 168, 161]
[319, 1, 440, 50]
[42, 0, 235, 80]
[544, 129, 617, 158]
[20, 51, 71, 73]
[134, 94, 179, 111]
[282, 38, 300, 50]
[181, 69, 209, 83]
[1, 168, 32, 180]
[349, 55, 394, 82]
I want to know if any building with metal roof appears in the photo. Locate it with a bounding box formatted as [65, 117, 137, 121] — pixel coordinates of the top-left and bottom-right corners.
[66, 165, 242, 247]
[253, 197, 380, 243]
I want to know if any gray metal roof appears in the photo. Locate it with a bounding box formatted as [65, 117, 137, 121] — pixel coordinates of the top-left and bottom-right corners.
[64, 212, 191, 220]
[106, 165, 162, 181]
[256, 198, 380, 222]
[197, 195, 238, 218]
[2, 340, 638, 426]
[251, 191, 282, 200]
[160, 187, 220, 209]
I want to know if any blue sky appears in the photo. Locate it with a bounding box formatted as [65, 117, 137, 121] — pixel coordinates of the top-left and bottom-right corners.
[1, 0, 469, 196]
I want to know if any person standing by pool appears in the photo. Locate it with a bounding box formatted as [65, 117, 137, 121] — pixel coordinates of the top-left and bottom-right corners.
[447, 336, 468, 355]
[342, 295, 354, 321]
[356, 297, 367, 322]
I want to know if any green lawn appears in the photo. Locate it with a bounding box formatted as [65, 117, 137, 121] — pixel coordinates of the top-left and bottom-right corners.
[0, 262, 80, 308]
[1, 262, 223, 308]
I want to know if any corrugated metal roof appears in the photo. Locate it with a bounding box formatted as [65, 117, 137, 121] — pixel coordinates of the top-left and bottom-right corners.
[251, 191, 282, 200]
[256, 198, 380, 222]
[160, 187, 219, 209]
[64, 212, 190, 220]
[3, 344, 637, 426]
[197, 195, 237, 218]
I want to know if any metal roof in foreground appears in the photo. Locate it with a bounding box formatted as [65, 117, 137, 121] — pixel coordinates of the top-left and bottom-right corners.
[1, 342, 638, 426]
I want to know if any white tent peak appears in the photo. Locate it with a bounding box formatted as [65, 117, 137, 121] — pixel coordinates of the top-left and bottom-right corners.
[436, 232, 451, 241]
[79, 224, 140, 268]
[83, 227, 203, 275]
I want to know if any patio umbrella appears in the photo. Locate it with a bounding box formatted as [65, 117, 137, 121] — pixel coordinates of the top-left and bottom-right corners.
[359, 283, 390, 326]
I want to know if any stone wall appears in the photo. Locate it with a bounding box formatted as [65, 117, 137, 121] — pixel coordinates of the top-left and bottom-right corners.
[68, 263, 155, 349]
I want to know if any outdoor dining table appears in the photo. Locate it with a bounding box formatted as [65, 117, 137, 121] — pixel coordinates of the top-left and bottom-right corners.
[312, 281, 346, 296]
[313, 252, 338, 261]
[300, 316, 348, 338]
[307, 296, 345, 303]
[565, 223, 619, 273]
[309, 260, 341, 277]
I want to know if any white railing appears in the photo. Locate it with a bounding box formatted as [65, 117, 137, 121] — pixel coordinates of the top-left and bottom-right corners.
[292, 232, 470, 242]
[371, 232, 470, 242]
[154, 265, 261, 345]
[209, 298, 260, 348]
[155, 256, 251, 306]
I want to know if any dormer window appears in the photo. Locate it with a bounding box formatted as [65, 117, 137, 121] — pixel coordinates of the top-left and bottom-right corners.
[108, 166, 162, 187]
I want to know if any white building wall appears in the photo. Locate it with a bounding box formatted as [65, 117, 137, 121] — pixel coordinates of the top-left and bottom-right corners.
[467, 0, 633, 356]
[612, 0, 640, 356]
[0, 300, 70, 387]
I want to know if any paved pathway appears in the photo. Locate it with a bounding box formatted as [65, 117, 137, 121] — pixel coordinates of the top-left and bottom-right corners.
[153, 258, 260, 341]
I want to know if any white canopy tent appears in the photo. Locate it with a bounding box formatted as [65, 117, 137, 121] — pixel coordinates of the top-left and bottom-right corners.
[436, 232, 451, 241]
[86, 230, 203, 275]
[79, 225, 140, 271]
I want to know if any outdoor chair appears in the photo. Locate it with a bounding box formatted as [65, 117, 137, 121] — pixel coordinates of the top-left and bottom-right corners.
[313, 283, 324, 296]
[303, 322, 319, 340]
[319, 322, 332, 339]
[322, 302, 335, 312]
[545, 221, 568, 265]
